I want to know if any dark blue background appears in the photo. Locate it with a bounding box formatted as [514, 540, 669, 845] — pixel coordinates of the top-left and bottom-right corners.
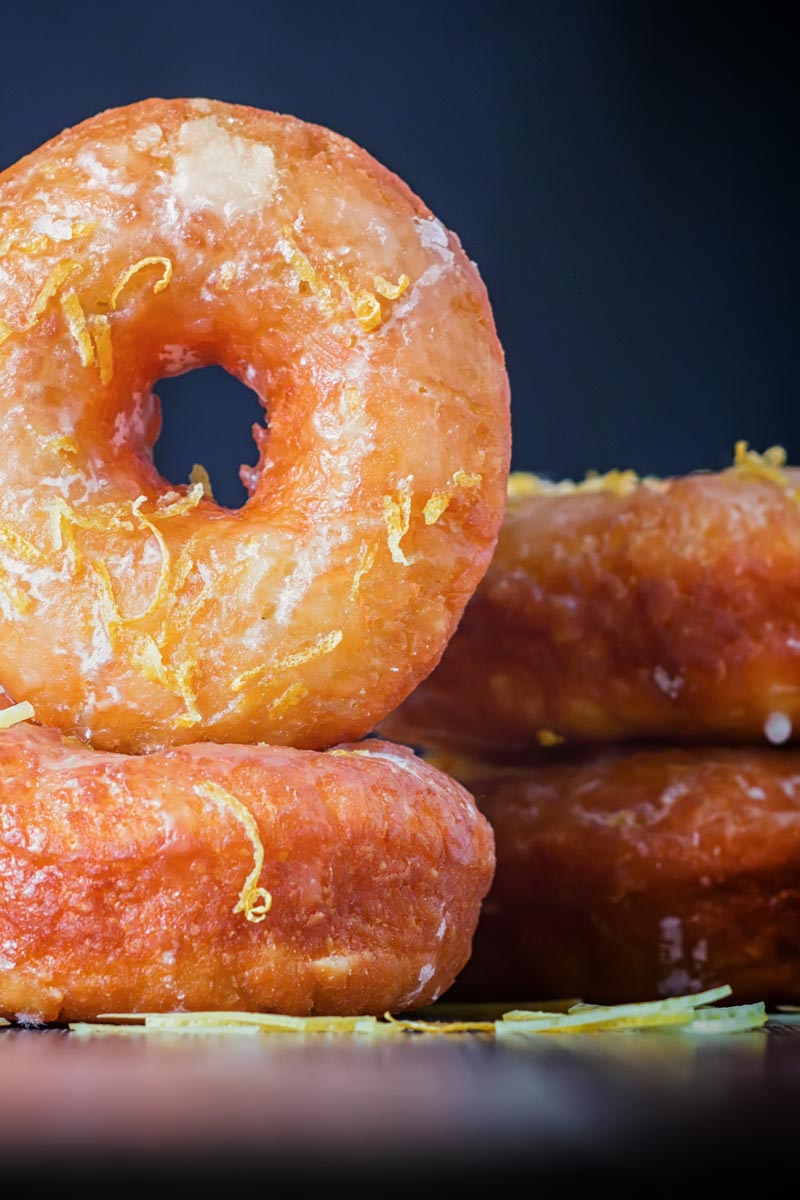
[1, 1, 796, 506]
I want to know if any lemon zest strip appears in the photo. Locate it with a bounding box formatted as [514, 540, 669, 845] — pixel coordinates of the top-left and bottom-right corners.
[60, 290, 95, 367]
[373, 274, 410, 301]
[383, 478, 413, 565]
[88, 315, 114, 385]
[232, 629, 343, 693]
[194, 781, 272, 923]
[350, 541, 376, 599]
[109, 257, 173, 311]
[0, 701, 35, 730]
[189, 463, 214, 500]
[423, 469, 482, 525]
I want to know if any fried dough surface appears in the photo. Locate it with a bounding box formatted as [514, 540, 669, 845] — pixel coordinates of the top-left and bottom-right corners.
[0, 99, 509, 752]
[0, 727, 494, 1022]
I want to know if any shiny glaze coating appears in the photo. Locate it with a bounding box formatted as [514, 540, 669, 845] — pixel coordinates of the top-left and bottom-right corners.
[443, 746, 800, 1004]
[0, 99, 509, 752]
[0, 727, 493, 1022]
[384, 465, 800, 757]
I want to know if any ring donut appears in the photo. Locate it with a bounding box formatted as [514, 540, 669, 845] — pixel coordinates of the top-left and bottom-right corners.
[438, 745, 800, 1006]
[0, 713, 493, 1023]
[383, 448, 800, 757]
[0, 99, 509, 753]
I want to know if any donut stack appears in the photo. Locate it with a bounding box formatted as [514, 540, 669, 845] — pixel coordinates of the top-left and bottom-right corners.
[0, 99, 511, 1022]
[383, 449, 800, 1005]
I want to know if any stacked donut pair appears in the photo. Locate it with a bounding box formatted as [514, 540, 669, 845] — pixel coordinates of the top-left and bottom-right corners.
[0, 100, 511, 1022]
[384, 448, 800, 1004]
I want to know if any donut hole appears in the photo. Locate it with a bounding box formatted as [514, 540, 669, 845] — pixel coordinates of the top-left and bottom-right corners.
[153, 365, 266, 509]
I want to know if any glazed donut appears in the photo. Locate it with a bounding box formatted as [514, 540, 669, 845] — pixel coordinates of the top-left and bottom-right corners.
[0, 716, 493, 1023]
[0, 99, 509, 753]
[439, 745, 800, 1005]
[383, 448, 800, 758]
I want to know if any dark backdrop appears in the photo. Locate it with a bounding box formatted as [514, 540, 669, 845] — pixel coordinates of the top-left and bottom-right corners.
[1, 1, 796, 506]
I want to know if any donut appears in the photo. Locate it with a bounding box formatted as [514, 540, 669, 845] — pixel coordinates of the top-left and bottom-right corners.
[0, 99, 509, 753]
[0, 713, 493, 1023]
[437, 745, 800, 1006]
[382, 447, 800, 758]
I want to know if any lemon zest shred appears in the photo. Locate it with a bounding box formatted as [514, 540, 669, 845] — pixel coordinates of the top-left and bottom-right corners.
[0, 320, 12, 347]
[232, 629, 343, 693]
[352, 289, 382, 332]
[0, 522, 43, 564]
[383, 478, 413, 565]
[384, 1013, 494, 1034]
[172, 658, 201, 728]
[0, 701, 35, 730]
[79, 1013, 395, 1036]
[45, 434, 79, 458]
[733, 440, 789, 487]
[109, 256, 173, 311]
[536, 729, 565, 747]
[279, 228, 334, 311]
[129, 496, 171, 622]
[266, 680, 309, 716]
[60, 290, 95, 367]
[90, 553, 201, 728]
[350, 541, 376, 599]
[333, 270, 383, 332]
[88, 315, 114, 385]
[189, 464, 214, 500]
[24, 260, 84, 328]
[150, 484, 205, 521]
[373, 273, 410, 301]
[423, 469, 482, 525]
[507, 468, 646, 501]
[194, 781, 272, 923]
[0, 569, 31, 615]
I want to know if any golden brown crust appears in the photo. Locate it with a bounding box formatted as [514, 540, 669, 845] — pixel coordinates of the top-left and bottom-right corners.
[442, 746, 800, 1005]
[0, 98, 509, 753]
[383, 464, 800, 757]
[0, 727, 494, 1022]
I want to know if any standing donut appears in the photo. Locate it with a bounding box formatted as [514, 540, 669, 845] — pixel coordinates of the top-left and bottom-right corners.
[0, 99, 509, 752]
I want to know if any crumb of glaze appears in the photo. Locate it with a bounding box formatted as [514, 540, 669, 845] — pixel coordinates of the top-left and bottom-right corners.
[765, 711, 792, 745]
[216, 262, 237, 291]
[194, 781, 272, 923]
[173, 117, 278, 215]
[132, 123, 164, 153]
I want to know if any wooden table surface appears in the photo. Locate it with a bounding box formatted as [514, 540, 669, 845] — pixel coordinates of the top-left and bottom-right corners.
[3, 1018, 799, 1189]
